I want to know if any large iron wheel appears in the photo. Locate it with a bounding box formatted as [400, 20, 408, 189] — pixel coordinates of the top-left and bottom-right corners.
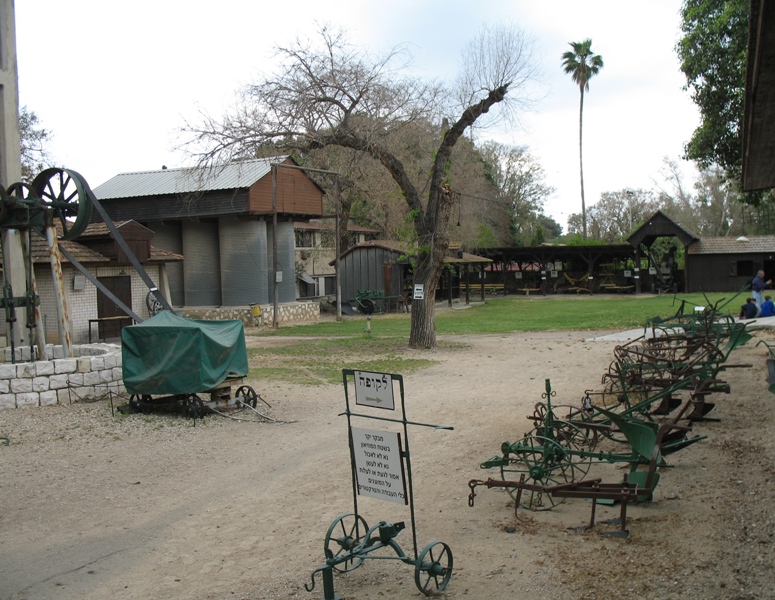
[181, 394, 206, 420]
[6, 182, 33, 200]
[235, 385, 258, 409]
[414, 541, 453, 595]
[324, 513, 369, 573]
[31, 168, 94, 240]
[501, 435, 590, 510]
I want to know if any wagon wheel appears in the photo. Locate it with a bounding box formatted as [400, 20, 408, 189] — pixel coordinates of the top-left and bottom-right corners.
[414, 541, 453, 596]
[359, 299, 375, 315]
[235, 385, 258, 409]
[146, 291, 165, 317]
[500, 435, 589, 510]
[181, 394, 206, 420]
[129, 394, 152, 414]
[324, 513, 369, 573]
[549, 412, 598, 452]
[31, 168, 94, 241]
[0, 182, 35, 232]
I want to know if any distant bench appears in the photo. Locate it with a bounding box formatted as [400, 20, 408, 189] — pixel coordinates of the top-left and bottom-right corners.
[461, 283, 505, 295]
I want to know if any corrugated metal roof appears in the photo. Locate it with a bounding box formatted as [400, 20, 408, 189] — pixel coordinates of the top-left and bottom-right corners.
[687, 235, 775, 254]
[93, 157, 289, 200]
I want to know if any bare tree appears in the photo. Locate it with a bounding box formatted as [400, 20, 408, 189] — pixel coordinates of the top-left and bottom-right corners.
[183, 25, 539, 349]
[19, 106, 53, 182]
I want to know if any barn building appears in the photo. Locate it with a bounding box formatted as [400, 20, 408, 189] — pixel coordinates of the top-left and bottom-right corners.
[93, 157, 324, 309]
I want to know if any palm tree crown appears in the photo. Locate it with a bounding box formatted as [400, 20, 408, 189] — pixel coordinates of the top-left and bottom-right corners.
[561, 39, 604, 91]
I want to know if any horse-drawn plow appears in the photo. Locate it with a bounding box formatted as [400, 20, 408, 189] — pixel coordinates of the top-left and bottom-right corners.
[469, 299, 753, 537]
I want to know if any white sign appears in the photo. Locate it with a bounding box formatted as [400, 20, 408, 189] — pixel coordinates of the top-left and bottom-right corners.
[514, 271, 523, 279]
[624, 270, 632, 277]
[351, 427, 407, 505]
[551, 271, 558, 278]
[413, 284, 424, 300]
[354, 370, 395, 410]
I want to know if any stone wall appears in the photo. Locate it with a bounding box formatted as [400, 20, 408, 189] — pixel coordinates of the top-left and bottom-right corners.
[181, 301, 320, 327]
[0, 343, 124, 410]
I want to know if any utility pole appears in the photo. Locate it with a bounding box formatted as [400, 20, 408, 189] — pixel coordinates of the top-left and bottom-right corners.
[0, 0, 29, 348]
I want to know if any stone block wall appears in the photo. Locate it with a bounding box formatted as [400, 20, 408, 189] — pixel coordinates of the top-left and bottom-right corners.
[0, 343, 124, 410]
[181, 301, 320, 327]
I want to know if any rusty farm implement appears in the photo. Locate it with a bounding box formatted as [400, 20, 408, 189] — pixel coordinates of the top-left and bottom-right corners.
[470, 302, 751, 536]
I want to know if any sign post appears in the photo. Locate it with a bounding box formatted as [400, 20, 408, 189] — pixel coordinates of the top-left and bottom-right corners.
[305, 369, 454, 599]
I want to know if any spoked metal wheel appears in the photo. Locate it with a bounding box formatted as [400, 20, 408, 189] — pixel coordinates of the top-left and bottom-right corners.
[31, 168, 94, 240]
[235, 385, 258, 409]
[414, 541, 453, 595]
[0, 182, 33, 224]
[324, 513, 369, 573]
[6, 182, 33, 203]
[180, 394, 206, 420]
[500, 435, 590, 510]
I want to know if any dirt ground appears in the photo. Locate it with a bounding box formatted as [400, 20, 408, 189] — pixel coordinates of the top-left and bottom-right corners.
[1, 327, 774, 600]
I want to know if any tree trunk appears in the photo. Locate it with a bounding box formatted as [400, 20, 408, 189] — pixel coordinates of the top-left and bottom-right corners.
[579, 87, 587, 240]
[337, 197, 351, 255]
[408, 283, 437, 348]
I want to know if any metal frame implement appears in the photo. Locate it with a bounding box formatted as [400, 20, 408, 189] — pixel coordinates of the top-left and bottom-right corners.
[305, 369, 454, 599]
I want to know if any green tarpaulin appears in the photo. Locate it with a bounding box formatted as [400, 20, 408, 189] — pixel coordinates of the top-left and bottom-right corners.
[122, 311, 248, 395]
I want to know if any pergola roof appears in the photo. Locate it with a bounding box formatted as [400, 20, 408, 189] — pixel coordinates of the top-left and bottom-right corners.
[627, 211, 698, 249]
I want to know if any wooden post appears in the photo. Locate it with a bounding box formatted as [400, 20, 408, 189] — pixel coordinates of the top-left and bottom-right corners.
[46, 227, 72, 356]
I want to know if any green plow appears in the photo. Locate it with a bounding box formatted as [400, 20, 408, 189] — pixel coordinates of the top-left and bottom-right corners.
[470, 297, 754, 535]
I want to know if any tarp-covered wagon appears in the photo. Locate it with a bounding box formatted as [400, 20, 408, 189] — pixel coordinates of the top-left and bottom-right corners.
[121, 312, 258, 419]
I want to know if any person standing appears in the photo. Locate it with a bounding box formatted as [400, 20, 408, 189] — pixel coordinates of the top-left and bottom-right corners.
[751, 270, 772, 314]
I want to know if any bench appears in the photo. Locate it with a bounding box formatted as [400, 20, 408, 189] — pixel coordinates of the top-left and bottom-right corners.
[462, 283, 505, 295]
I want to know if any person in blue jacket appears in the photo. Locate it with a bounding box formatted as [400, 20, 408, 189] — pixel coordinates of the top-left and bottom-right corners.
[760, 295, 775, 318]
[751, 270, 772, 313]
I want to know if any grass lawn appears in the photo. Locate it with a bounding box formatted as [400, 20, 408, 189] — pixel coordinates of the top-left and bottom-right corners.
[246, 292, 745, 385]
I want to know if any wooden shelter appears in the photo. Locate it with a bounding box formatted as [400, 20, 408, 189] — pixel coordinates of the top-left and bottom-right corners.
[332, 240, 492, 308]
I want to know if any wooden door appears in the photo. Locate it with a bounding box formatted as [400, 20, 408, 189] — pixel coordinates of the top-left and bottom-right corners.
[96, 276, 132, 341]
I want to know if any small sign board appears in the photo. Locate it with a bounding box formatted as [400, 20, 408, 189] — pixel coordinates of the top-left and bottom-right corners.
[351, 426, 408, 505]
[624, 270, 632, 277]
[649, 267, 657, 275]
[354, 370, 395, 410]
[551, 271, 558, 278]
[515, 271, 523, 279]
[413, 284, 424, 300]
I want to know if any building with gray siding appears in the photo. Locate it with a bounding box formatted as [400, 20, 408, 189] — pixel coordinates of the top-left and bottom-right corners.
[93, 157, 324, 308]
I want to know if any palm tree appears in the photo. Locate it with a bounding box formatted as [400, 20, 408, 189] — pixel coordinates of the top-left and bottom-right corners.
[562, 39, 603, 240]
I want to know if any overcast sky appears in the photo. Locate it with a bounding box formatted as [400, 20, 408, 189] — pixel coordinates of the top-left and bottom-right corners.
[14, 0, 699, 230]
